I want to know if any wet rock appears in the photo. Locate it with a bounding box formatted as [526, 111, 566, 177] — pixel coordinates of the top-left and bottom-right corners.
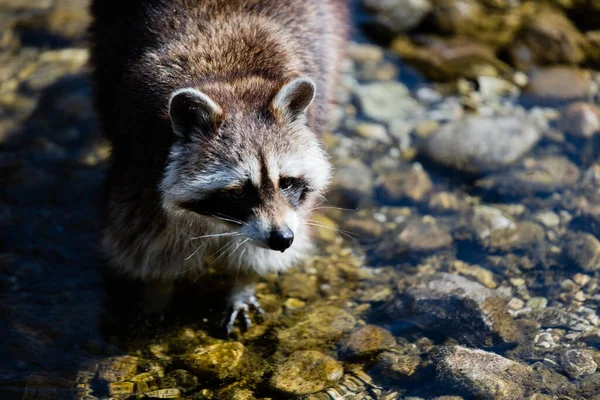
[18, 0, 91, 42]
[437, 345, 537, 399]
[564, 232, 600, 272]
[403, 273, 519, 346]
[340, 325, 396, 359]
[478, 156, 581, 197]
[508, 8, 586, 70]
[97, 356, 138, 382]
[422, 116, 540, 174]
[558, 102, 600, 138]
[329, 159, 374, 207]
[518, 307, 594, 332]
[450, 261, 497, 289]
[181, 342, 245, 380]
[145, 389, 180, 398]
[352, 122, 391, 143]
[353, 81, 421, 123]
[376, 163, 433, 203]
[391, 36, 511, 81]
[376, 217, 452, 260]
[342, 218, 385, 242]
[280, 273, 318, 300]
[346, 42, 384, 64]
[561, 349, 597, 379]
[108, 382, 135, 398]
[269, 350, 343, 395]
[277, 306, 356, 353]
[470, 206, 520, 250]
[362, 0, 432, 35]
[374, 350, 421, 379]
[525, 67, 595, 105]
[160, 370, 198, 394]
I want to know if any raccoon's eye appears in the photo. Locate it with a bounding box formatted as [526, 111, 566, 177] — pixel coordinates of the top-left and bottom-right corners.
[280, 177, 295, 190]
[227, 186, 246, 199]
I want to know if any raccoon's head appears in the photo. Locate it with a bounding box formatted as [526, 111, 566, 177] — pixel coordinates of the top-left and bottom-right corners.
[160, 77, 331, 253]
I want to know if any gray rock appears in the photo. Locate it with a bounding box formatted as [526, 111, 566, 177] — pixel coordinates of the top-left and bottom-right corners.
[376, 218, 453, 260]
[478, 156, 581, 196]
[329, 159, 374, 207]
[525, 67, 595, 106]
[565, 232, 600, 272]
[422, 116, 541, 174]
[340, 325, 396, 359]
[363, 0, 432, 34]
[561, 349, 598, 379]
[403, 273, 519, 346]
[471, 206, 518, 249]
[558, 102, 600, 138]
[517, 307, 594, 332]
[437, 345, 537, 399]
[354, 81, 420, 123]
[269, 350, 343, 395]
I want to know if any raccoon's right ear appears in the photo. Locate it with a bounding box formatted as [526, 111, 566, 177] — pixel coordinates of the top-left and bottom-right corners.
[168, 88, 223, 137]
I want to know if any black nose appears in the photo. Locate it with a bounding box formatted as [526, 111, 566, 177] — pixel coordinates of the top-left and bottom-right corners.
[268, 227, 294, 252]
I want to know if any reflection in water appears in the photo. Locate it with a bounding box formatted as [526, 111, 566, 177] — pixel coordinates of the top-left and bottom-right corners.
[2, 0, 600, 399]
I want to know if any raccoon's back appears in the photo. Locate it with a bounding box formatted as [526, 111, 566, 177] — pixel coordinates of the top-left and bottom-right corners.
[89, 0, 348, 150]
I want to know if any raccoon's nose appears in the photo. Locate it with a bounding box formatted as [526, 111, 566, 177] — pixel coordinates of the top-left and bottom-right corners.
[268, 227, 294, 252]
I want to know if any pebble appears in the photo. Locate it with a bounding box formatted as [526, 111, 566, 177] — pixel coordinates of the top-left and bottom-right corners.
[340, 325, 396, 359]
[354, 81, 420, 123]
[362, 0, 432, 35]
[519, 307, 594, 332]
[277, 306, 356, 353]
[471, 205, 518, 249]
[534, 211, 561, 228]
[558, 102, 600, 138]
[269, 350, 343, 395]
[181, 342, 245, 380]
[98, 356, 138, 382]
[329, 159, 374, 207]
[352, 122, 391, 143]
[561, 349, 598, 379]
[527, 297, 548, 309]
[450, 261, 497, 289]
[376, 163, 433, 203]
[564, 232, 600, 272]
[422, 115, 541, 174]
[437, 345, 536, 399]
[375, 350, 421, 379]
[525, 67, 595, 105]
[376, 218, 452, 259]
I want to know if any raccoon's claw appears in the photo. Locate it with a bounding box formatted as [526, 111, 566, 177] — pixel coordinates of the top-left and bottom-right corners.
[223, 288, 264, 335]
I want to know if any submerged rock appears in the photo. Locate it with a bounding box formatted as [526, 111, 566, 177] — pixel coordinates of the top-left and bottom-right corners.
[354, 81, 420, 123]
[97, 356, 138, 382]
[181, 342, 245, 380]
[329, 159, 374, 207]
[525, 67, 595, 105]
[564, 232, 600, 272]
[340, 325, 396, 359]
[558, 102, 600, 138]
[437, 345, 537, 399]
[376, 217, 453, 260]
[422, 116, 540, 174]
[269, 350, 343, 395]
[402, 273, 519, 347]
[376, 163, 433, 203]
[277, 306, 356, 353]
[561, 349, 597, 379]
[362, 0, 432, 35]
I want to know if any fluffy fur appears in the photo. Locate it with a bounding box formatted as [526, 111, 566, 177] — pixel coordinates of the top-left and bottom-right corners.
[89, 0, 349, 320]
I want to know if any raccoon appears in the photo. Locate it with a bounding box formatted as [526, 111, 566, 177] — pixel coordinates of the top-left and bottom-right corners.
[89, 0, 348, 332]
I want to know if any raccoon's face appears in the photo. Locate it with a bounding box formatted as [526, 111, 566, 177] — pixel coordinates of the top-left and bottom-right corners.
[160, 77, 331, 253]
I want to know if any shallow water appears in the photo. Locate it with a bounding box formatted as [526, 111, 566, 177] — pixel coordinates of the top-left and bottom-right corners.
[2, 1, 600, 399]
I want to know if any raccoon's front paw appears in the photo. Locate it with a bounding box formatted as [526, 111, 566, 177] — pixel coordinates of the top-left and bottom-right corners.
[223, 285, 265, 335]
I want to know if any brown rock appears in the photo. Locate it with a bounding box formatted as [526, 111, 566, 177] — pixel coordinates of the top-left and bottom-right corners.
[376, 163, 433, 203]
[270, 350, 343, 395]
[340, 325, 396, 358]
[558, 102, 600, 138]
[525, 67, 594, 105]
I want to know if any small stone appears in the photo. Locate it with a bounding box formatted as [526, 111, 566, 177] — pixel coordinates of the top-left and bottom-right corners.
[280, 273, 318, 300]
[98, 356, 138, 382]
[277, 306, 356, 353]
[437, 346, 536, 399]
[329, 159, 374, 207]
[346, 42, 384, 63]
[573, 273, 591, 287]
[565, 232, 600, 272]
[352, 122, 391, 143]
[507, 298, 525, 311]
[376, 218, 452, 259]
[284, 298, 306, 309]
[534, 332, 557, 350]
[362, 0, 432, 35]
[451, 261, 497, 289]
[376, 163, 433, 203]
[181, 342, 245, 380]
[561, 349, 597, 379]
[375, 350, 421, 379]
[558, 102, 600, 138]
[422, 116, 541, 174]
[108, 382, 134, 397]
[270, 350, 343, 395]
[534, 211, 561, 228]
[527, 297, 548, 309]
[340, 325, 396, 358]
[354, 81, 420, 123]
[342, 218, 385, 242]
[471, 206, 518, 249]
[525, 67, 595, 105]
[428, 192, 461, 212]
[146, 388, 181, 398]
[519, 307, 593, 332]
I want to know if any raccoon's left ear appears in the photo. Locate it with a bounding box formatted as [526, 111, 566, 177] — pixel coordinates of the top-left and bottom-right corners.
[168, 88, 223, 137]
[271, 77, 316, 121]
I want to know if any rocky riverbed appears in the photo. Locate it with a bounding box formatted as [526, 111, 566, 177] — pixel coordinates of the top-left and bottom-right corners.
[2, 0, 600, 399]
